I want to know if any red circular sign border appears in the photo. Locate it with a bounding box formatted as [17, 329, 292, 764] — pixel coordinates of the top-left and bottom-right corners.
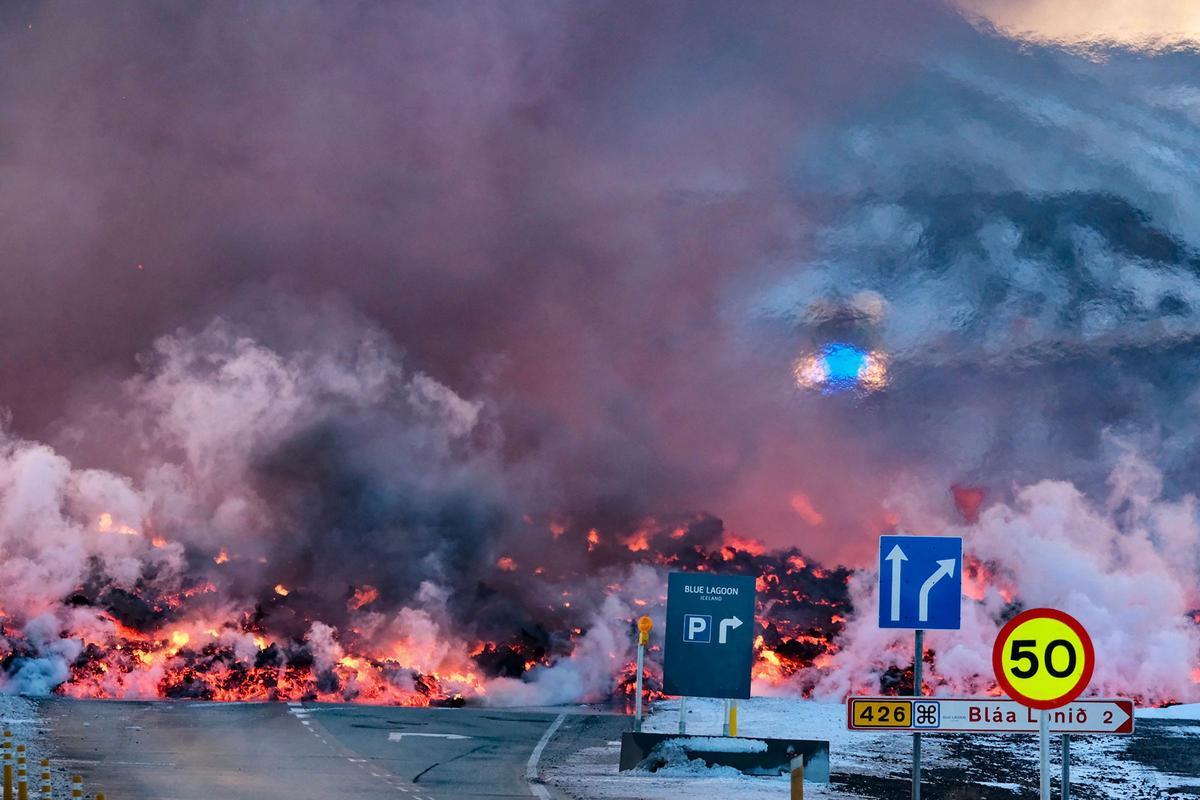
[991, 607, 1095, 710]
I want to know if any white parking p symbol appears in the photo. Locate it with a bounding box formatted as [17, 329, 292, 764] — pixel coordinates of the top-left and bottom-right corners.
[683, 614, 711, 643]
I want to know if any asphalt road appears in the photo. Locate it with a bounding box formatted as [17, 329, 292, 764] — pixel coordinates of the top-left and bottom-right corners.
[32, 699, 606, 800]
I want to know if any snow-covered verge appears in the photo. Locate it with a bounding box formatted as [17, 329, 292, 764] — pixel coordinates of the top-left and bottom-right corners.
[1137, 703, 1200, 720]
[543, 698, 1200, 800]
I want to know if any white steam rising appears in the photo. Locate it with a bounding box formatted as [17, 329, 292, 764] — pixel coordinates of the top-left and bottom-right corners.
[812, 447, 1199, 704]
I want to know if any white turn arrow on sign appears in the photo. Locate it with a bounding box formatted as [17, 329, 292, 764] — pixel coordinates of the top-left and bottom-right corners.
[918, 559, 955, 622]
[718, 616, 743, 644]
[388, 732, 472, 741]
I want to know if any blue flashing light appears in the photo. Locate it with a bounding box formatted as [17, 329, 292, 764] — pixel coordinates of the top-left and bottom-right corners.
[821, 343, 867, 388]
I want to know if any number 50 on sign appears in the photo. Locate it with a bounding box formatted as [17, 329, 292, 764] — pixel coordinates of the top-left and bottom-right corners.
[993, 608, 1095, 710]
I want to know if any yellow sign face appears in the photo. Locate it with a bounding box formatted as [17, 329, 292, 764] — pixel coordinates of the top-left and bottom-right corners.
[992, 608, 1094, 710]
[849, 699, 913, 728]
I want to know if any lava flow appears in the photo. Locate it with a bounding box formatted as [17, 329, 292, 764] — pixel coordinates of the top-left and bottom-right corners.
[0, 509, 850, 707]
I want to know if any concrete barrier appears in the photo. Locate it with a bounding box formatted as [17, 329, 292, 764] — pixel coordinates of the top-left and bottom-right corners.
[618, 732, 830, 782]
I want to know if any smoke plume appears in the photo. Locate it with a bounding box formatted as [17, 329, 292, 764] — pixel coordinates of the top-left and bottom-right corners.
[0, 1, 1197, 702]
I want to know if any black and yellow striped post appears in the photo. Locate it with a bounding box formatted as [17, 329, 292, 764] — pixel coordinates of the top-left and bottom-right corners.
[71, 774, 82, 799]
[15, 744, 26, 800]
[2, 730, 12, 800]
[37, 759, 49, 799]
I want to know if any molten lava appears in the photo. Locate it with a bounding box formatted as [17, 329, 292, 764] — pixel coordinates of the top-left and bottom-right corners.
[13, 508, 1190, 707]
[1, 512, 858, 706]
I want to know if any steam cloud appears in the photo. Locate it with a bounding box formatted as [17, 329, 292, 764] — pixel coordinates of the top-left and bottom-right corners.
[0, 1, 1197, 702]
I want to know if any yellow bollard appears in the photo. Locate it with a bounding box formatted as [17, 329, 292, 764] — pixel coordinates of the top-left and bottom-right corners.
[3, 731, 12, 800]
[729, 701, 738, 737]
[37, 759, 48, 799]
[96, 795, 106, 800]
[16, 745, 26, 800]
[71, 775, 82, 799]
[789, 755, 804, 800]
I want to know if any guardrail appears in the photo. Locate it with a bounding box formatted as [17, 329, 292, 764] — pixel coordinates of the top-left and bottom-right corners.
[1, 730, 105, 800]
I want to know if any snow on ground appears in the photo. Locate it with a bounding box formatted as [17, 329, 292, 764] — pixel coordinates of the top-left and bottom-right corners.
[1137, 703, 1200, 720]
[545, 697, 1200, 800]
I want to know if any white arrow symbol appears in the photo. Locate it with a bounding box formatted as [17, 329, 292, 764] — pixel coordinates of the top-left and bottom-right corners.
[388, 732, 472, 741]
[885, 545, 907, 622]
[918, 559, 956, 622]
[718, 616, 743, 644]
[1095, 702, 1130, 731]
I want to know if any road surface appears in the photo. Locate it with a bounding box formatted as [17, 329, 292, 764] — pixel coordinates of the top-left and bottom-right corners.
[32, 699, 620, 800]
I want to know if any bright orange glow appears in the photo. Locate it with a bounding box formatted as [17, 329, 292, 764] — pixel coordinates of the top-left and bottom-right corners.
[49, 513, 855, 707]
[723, 534, 765, 558]
[96, 512, 139, 536]
[349, 585, 380, 609]
[789, 493, 825, 526]
[624, 530, 650, 552]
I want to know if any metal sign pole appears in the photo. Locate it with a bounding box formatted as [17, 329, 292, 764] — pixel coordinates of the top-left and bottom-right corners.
[1061, 734, 1069, 800]
[634, 640, 645, 732]
[912, 629, 923, 800]
[679, 696, 687, 734]
[1039, 709, 1050, 800]
[634, 616, 652, 733]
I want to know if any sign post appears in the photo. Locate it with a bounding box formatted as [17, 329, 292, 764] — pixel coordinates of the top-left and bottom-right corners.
[992, 608, 1096, 800]
[634, 615, 653, 732]
[912, 628, 922, 800]
[877, 535, 963, 800]
[1062, 735, 1070, 800]
[1039, 710, 1050, 799]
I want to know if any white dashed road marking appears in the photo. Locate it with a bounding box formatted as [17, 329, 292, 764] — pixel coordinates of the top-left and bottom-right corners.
[286, 703, 439, 800]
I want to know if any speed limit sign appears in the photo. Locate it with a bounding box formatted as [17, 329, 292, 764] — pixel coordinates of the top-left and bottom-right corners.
[993, 608, 1095, 710]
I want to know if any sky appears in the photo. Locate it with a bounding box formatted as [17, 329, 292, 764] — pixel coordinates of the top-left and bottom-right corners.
[959, 0, 1200, 51]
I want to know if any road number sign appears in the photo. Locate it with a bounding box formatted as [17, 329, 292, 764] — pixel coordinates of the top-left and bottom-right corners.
[849, 699, 914, 728]
[846, 697, 1133, 735]
[993, 608, 1094, 710]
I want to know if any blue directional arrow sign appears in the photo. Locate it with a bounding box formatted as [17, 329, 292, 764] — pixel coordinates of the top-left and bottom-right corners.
[878, 535, 962, 630]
